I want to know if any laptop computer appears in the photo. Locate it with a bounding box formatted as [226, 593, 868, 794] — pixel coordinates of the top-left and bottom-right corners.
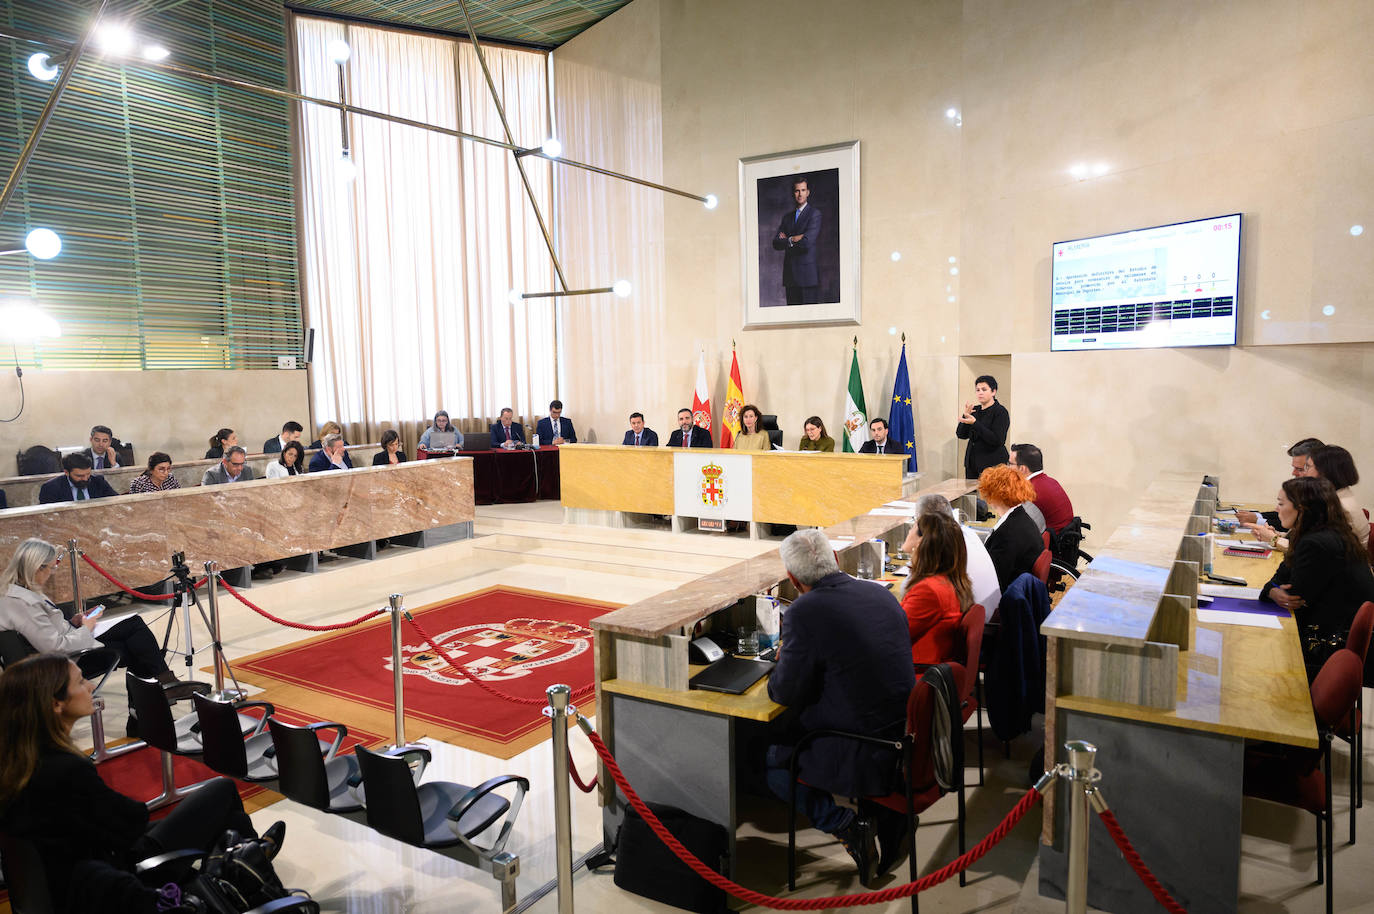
[689, 655, 775, 695]
[426, 430, 457, 450]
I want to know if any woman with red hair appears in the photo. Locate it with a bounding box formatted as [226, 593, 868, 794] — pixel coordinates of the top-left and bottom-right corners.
[979, 465, 1043, 590]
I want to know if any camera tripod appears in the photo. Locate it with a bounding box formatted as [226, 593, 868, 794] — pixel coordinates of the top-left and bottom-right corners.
[158, 553, 244, 701]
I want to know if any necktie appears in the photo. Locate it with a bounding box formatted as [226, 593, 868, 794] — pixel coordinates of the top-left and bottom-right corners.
[635, 433, 640, 446]
[795, 208, 802, 225]
[94, 456, 103, 469]
[505, 425, 511, 441]
[684, 428, 690, 449]
[76, 487, 88, 501]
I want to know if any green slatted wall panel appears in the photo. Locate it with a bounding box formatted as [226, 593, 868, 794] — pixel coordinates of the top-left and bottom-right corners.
[0, 0, 300, 370]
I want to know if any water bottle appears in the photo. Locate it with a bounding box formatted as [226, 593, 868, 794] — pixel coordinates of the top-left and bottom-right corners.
[532, 433, 540, 448]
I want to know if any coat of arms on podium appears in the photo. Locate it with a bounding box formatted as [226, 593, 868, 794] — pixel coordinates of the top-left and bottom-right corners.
[700, 462, 726, 507]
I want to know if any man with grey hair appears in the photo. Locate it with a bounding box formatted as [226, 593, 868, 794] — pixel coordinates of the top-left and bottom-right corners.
[201, 446, 255, 486]
[916, 494, 1001, 613]
[1238, 436, 1324, 530]
[309, 434, 353, 472]
[764, 528, 915, 884]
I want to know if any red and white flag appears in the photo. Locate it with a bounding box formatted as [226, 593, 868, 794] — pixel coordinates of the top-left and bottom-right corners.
[691, 351, 712, 433]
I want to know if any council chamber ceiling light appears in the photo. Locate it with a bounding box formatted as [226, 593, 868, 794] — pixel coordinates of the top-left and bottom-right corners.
[0, 300, 61, 339]
[507, 289, 522, 305]
[1352, 225, 1364, 237]
[1322, 305, 1336, 316]
[1069, 163, 1089, 180]
[328, 40, 351, 64]
[612, 279, 632, 298]
[540, 138, 563, 159]
[27, 53, 60, 81]
[703, 194, 718, 210]
[890, 251, 901, 261]
[25, 229, 62, 260]
[96, 24, 136, 56]
[336, 152, 357, 182]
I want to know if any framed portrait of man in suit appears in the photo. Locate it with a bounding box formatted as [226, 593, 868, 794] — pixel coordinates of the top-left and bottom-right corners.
[739, 140, 860, 328]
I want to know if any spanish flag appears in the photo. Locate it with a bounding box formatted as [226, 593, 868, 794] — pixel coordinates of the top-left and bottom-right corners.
[720, 345, 744, 448]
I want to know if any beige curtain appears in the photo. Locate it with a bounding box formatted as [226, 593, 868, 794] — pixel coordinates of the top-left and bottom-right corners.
[295, 17, 555, 453]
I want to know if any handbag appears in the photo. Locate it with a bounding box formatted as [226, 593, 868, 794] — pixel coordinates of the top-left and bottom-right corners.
[613, 802, 729, 914]
[187, 829, 319, 914]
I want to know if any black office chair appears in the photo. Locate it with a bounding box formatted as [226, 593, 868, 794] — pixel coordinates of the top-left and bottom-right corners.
[192, 693, 281, 785]
[126, 671, 223, 809]
[266, 717, 364, 815]
[760, 414, 783, 449]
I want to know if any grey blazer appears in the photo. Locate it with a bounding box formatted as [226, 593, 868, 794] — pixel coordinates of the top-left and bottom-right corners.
[201, 463, 257, 486]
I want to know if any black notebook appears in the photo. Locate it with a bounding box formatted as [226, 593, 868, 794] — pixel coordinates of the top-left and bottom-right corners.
[689, 655, 775, 695]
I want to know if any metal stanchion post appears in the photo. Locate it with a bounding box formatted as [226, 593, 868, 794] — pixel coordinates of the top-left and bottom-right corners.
[203, 561, 244, 701]
[66, 539, 83, 616]
[1064, 739, 1100, 914]
[546, 684, 575, 914]
[388, 593, 410, 748]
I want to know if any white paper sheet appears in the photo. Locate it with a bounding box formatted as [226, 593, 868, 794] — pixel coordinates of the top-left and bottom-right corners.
[1196, 608, 1280, 629]
[867, 507, 916, 516]
[1199, 583, 1263, 599]
[828, 536, 855, 551]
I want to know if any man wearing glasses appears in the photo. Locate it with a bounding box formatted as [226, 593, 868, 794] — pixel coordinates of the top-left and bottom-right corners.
[201, 446, 255, 486]
[37, 452, 119, 503]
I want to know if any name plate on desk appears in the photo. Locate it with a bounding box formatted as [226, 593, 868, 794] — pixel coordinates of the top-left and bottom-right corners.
[673, 453, 753, 522]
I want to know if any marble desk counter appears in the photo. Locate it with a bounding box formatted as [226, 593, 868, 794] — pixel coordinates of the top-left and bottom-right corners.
[0, 458, 474, 603]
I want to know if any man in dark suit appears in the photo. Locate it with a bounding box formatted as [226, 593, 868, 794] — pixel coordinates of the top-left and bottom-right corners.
[84, 425, 121, 469]
[765, 529, 916, 885]
[308, 435, 353, 472]
[201, 446, 256, 485]
[858, 418, 898, 454]
[38, 453, 118, 503]
[263, 420, 304, 455]
[771, 176, 822, 305]
[535, 400, 577, 446]
[666, 408, 712, 448]
[621, 412, 658, 447]
[490, 408, 526, 449]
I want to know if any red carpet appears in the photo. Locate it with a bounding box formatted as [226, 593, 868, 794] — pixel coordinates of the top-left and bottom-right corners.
[230, 587, 616, 758]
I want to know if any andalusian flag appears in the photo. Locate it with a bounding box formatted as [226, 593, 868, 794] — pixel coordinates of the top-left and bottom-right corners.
[691, 351, 713, 434]
[888, 342, 917, 472]
[720, 346, 744, 449]
[842, 344, 868, 453]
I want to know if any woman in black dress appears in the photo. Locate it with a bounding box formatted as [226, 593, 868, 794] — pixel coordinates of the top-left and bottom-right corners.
[955, 374, 1009, 480]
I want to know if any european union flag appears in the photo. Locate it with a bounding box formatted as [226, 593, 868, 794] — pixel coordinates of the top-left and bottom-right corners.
[888, 344, 917, 472]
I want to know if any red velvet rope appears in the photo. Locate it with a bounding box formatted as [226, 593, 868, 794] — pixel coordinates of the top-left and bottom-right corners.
[568, 750, 597, 793]
[587, 728, 1041, 909]
[218, 577, 383, 632]
[1097, 809, 1188, 913]
[80, 554, 178, 601]
[403, 614, 596, 707]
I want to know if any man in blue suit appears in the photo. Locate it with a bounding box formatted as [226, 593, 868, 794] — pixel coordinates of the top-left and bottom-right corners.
[309, 434, 353, 472]
[771, 176, 822, 305]
[37, 453, 119, 503]
[535, 400, 577, 446]
[621, 412, 658, 447]
[490, 407, 526, 449]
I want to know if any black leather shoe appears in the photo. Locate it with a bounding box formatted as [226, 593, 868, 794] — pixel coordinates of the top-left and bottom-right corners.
[873, 807, 911, 876]
[836, 815, 877, 887]
[261, 820, 286, 861]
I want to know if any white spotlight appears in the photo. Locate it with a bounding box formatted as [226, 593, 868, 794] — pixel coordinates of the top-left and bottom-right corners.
[1093, 162, 1110, 176]
[142, 44, 170, 62]
[96, 24, 135, 56]
[887, 326, 897, 335]
[949, 266, 959, 276]
[1069, 163, 1089, 180]
[945, 107, 958, 119]
[703, 194, 718, 210]
[1352, 225, 1365, 237]
[0, 300, 61, 339]
[25, 228, 62, 260]
[612, 280, 632, 298]
[890, 251, 901, 262]
[1260, 310, 1271, 320]
[27, 53, 60, 81]
[336, 152, 357, 182]
[507, 289, 522, 305]
[540, 138, 563, 159]
[327, 39, 352, 64]
[1323, 305, 1336, 316]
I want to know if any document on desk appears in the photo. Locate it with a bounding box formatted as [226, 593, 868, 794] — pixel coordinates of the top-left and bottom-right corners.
[1196, 608, 1281, 629]
[1199, 583, 1263, 600]
[867, 506, 916, 517]
[828, 535, 855, 551]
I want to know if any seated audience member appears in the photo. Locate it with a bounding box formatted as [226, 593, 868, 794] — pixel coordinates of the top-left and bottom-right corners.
[979, 465, 1043, 591]
[418, 410, 463, 451]
[204, 427, 236, 460]
[1009, 443, 1074, 534]
[536, 400, 577, 445]
[0, 489, 6, 510]
[0, 539, 190, 731]
[1260, 476, 1374, 672]
[798, 416, 835, 452]
[309, 434, 353, 472]
[263, 420, 304, 454]
[859, 417, 898, 454]
[733, 404, 771, 450]
[1237, 437, 1324, 530]
[490, 408, 526, 449]
[667, 408, 713, 448]
[765, 529, 915, 885]
[0, 653, 285, 914]
[128, 453, 180, 494]
[266, 441, 306, 479]
[621, 412, 658, 447]
[84, 425, 121, 470]
[309, 421, 347, 450]
[916, 493, 1001, 613]
[372, 430, 407, 466]
[38, 453, 117, 504]
[1297, 445, 1369, 549]
[955, 375, 1010, 479]
[201, 446, 254, 485]
[898, 512, 973, 665]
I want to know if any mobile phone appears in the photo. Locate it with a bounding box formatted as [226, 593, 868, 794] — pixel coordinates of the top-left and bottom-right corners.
[85, 604, 105, 621]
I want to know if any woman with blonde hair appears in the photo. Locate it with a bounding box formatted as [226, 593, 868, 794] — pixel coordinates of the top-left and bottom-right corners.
[978, 465, 1043, 590]
[898, 512, 973, 663]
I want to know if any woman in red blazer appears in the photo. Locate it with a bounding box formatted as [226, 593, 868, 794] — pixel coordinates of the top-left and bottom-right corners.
[898, 512, 974, 664]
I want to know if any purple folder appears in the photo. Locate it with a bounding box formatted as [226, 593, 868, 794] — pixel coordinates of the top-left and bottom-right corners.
[1203, 595, 1290, 618]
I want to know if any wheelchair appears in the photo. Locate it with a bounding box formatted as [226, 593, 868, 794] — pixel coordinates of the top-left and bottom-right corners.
[1045, 516, 1092, 595]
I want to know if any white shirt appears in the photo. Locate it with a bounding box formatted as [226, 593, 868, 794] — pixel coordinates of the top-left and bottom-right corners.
[265, 461, 295, 479]
[961, 526, 1002, 613]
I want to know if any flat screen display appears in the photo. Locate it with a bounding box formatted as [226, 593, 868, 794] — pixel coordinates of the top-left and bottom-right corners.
[1051, 213, 1241, 351]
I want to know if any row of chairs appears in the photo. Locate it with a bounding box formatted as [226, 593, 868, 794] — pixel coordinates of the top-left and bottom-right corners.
[125, 673, 529, 906]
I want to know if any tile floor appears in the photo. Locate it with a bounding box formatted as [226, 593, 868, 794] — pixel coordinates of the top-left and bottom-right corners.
[67, 501, 1374, 913]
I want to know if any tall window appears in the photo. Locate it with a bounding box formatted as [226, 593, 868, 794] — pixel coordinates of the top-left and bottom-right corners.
[294, 16, 555, 434]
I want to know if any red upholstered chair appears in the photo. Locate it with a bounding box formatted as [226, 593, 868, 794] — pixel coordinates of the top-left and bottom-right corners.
[946, 603, 986, 886]
[1032, 549, 1052, 586]
[1244, 648, 1364, 914]
[1336, 601, 1374, 837]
